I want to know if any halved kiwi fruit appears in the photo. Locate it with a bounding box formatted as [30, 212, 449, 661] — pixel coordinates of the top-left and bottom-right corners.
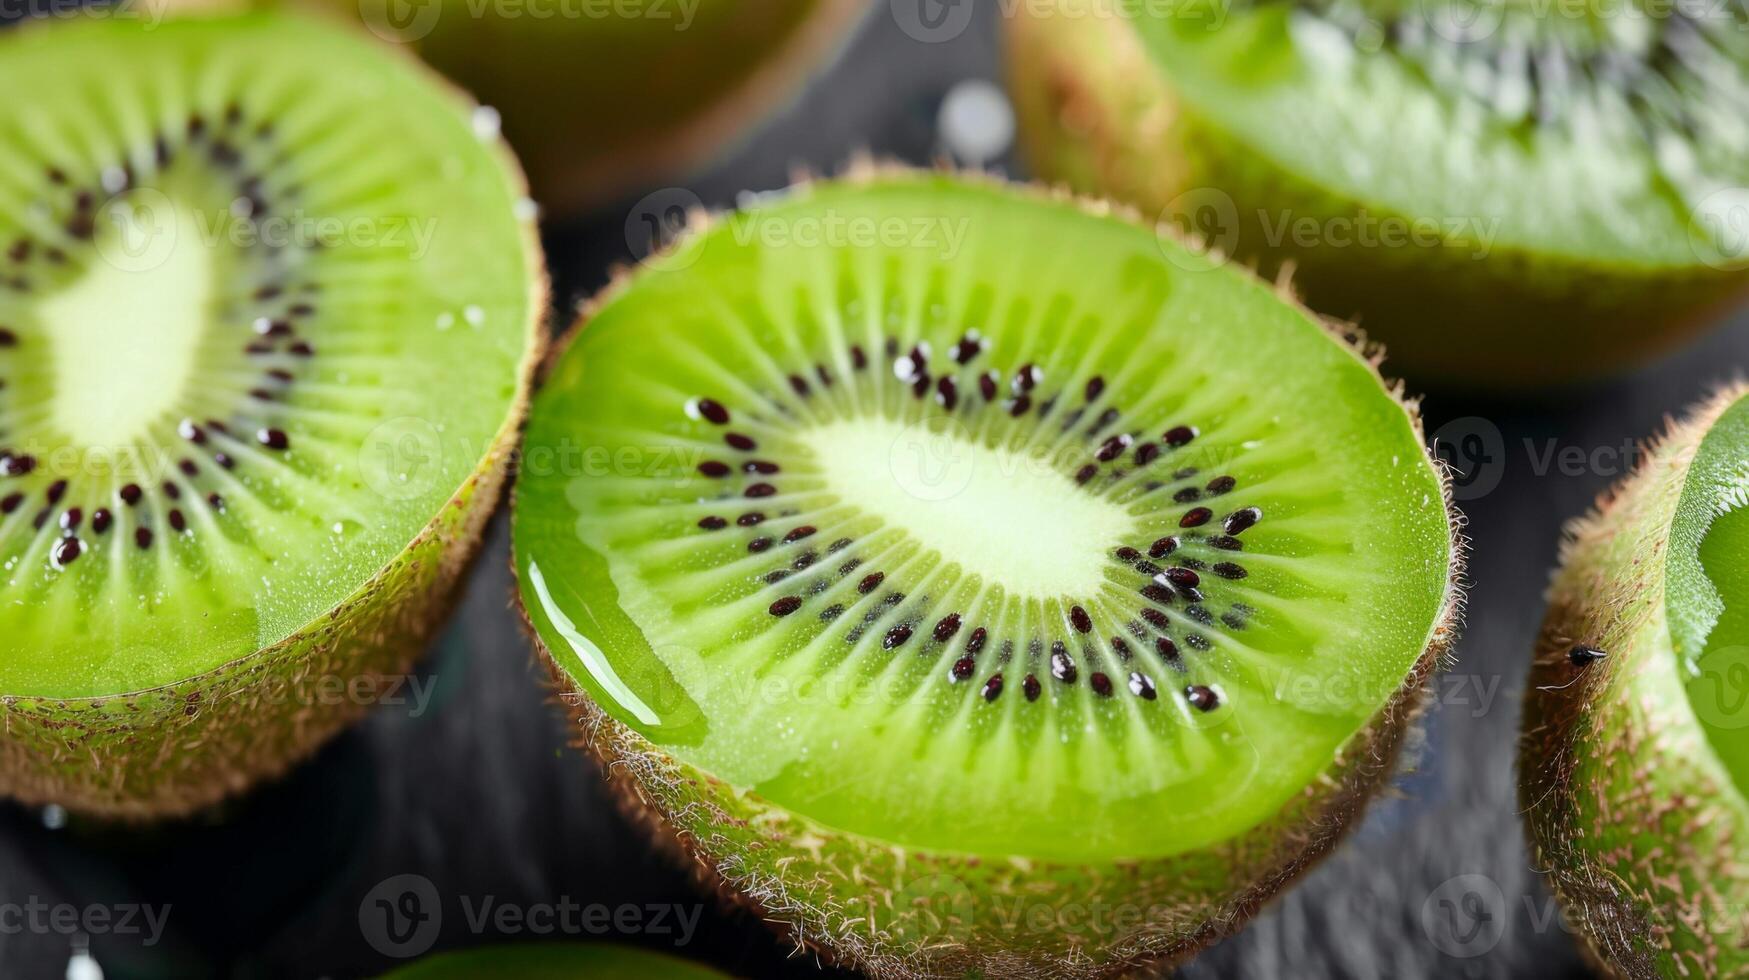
[1522, 383, 1749, 977]
[292, 0, 871, 216]
[379, 944, 730, 979]
[1006, 0, 1749, 387]
[0, 13, 545, 817]
[513, 170, 1461, 976]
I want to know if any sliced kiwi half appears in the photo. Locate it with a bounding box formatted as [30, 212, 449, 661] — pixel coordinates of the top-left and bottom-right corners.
[0, 13, 545, 816]
[1006, 0, 1749, 387]
[513, 170, 1461, 976]
[274, 0, 871, 216]
[379, 944, 730, 979]
[1522, 383, 1749, 977]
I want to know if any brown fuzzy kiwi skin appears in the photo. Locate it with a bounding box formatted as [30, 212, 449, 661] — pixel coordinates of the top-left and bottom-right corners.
[1003, 0, 1749, 389]
[1521, 382, 1749, 979]
[512, 166, 1467, 979]
[0, 32, 550, 819]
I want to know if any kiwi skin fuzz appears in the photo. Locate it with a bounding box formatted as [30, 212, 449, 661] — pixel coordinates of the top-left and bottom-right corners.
[513, 168, 1466, 979]
[0, 28, 551, 820]
[1521, 382, 1749, 979]
[1003, 0, 1749, 389]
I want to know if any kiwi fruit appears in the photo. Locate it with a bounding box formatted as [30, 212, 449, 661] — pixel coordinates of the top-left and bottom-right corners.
[512, 169, 1462, 977]
[1522, 383, 1749, 977]
[288, 0, 871, 216]
[1005, 0, 1749, 387]
[378, 944, 730, 979]
[0, 12, 545, 817]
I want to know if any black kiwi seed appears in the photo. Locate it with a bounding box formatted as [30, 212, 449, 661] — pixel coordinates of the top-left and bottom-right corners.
[1075, 464, 1098, 485]
[748, 537, 772, 553]
[120, 484, 143, 506]
[135, 527, 153, 550]
[1223, 507, 1262, 535]
[951, 657, 976, 681]
[1148, 536, 1177, 558]
[1164, 567, 1200, 588]
[1141, 608, 1169, 629]
[60, 508, 81, 532]
[1096, 434, 1131, 461]
[1155, 637, 1179, 662]
[1163, 425, 1198, 447]
[1084, 376, 1104, 401]
[53, 538, 81, 567]
[257, 428, 290, 450]
[981, 674, 1004, 701]
[768, 596, 802, 617]
[698, 516, 727, 530]
[1091, 672, 1113, 697]
[966, 626, 987, 653]
[744, 460, 779, 475]
[1206, 475, 1236, 495]
[978, 372, 998, 400]
[1180, 507, 1213, 528]
[788, 374, 810, 397]
[1569, 645, 1607, 667]
[0, 452, 34, 476]
[782, 525, 816, 543]
[698, 460, 730, 478]
[694, 398, 729, 424]
[1136, 443, 1161, 466]
[1115, 546, 1140, 562]
[1050, 646, 1077, 683]
[1212, 562, 1247, 580]
[1129, 672, 1158, 699]
[1110, 636, 1132, 659]
[1069, 605, 1092, 633]
[1208, 534, 1243, 551]
[46, 480, 67, 505]
[883, 625, 914, 649]
[168, 510, 187, 533]
[1173, 487, 1201, 503]
[858, 572, 884, 594]
[0, 328, 17, 347]
[1141, 583, 1174, 605]
[745, 483, 776, 498]
[1185, 685, 1220, 711]
[936, 376, 958, 411]
[91, 509, 112, 535]
[162, 481, 181, 500]
[725, 433, 755, 450]
[0, 493, 20, 514]
[933, 613, 962, 642]
[737, 512, 764, 526]
[1023, 674, 1042, 701]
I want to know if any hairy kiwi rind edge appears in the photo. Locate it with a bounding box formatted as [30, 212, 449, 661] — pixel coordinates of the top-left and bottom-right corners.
[512, 163, 1468, 979]
[1003, 0, 1749, 390]
[0, 20, 552, 820]
[1521, 381, 1749, 979]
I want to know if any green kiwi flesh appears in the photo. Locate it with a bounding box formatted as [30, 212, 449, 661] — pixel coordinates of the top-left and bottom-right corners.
[1006, 0, 1749, 387]
[1522, 383, 1749, 978]
[0, 13, 545, 816]
[303, 0, 870, 215]
[513, 171, 1460, 976]
[378, 944, 730, 979]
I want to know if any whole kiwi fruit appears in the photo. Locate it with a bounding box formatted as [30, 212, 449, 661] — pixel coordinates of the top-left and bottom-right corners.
[0, 11, 546, 817]
[1522, 382, 1749, 977]
[512, 168, 1463, 977]
[1005, 0, 1749, 387]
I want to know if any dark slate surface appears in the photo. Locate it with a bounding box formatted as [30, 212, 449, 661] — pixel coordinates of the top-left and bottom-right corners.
[1, 5, 1745, 978]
